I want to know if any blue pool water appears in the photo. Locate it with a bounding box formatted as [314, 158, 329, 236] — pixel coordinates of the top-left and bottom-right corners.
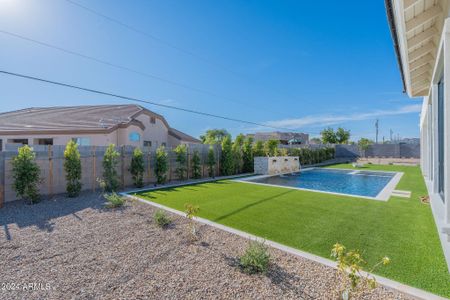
[248, 168, 396, 197]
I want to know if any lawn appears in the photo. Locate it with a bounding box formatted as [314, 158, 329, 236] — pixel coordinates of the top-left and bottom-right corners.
[135, 164, 450, 298]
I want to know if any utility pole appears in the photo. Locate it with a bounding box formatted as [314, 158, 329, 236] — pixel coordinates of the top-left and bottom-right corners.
[390, 129, 393, 142]
[375, 119, 379, 144]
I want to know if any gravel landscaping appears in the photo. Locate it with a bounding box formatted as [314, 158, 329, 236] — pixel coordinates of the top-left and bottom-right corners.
[0, 193, 412, 299]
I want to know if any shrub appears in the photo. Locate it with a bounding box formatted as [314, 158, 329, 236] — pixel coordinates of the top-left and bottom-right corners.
[174, 144, 187, 180]
[232, 134, 244, 174]
[331, 243, 390, 299]
[239, 240, 270, 274]
[155, 146, 168, 184]
[200, 129, 230, 144]
[192, 150, 202, 179]
[185, 203, 200, 240]
[220, 135, 234, 176]
[252, 140, 265, 157]
[64, 140, 82, 197]
[130, 147, 145, 188]
[242, 137, 254, 173]
[264, 139, 279, 156]
[12, 145, 41, 204]
[207, 146, 216, 177]
[154, 209, 171, 228]
[102, 144, 120, 192]
[278, 148, 288, 156]
[104, 192, 125, 208]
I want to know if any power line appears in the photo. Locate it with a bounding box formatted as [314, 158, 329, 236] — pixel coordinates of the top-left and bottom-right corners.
[0, 70, 309, 133]
[63, 0, 313, 106]
[0, 30, 238, 104]
[0, 29, 297, 119]
[63, 0, 238, 76]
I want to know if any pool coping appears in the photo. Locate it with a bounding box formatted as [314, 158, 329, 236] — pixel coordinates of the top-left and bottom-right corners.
[122, 193, 447, 300]
[233, 168, 404, 201]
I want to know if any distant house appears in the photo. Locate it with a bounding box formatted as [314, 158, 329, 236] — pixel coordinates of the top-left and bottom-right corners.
[248, 131, 309, 145]
[0, 104, 200, 150]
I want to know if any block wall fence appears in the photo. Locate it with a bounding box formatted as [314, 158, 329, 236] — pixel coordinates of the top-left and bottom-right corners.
[0, 144, 221, 207]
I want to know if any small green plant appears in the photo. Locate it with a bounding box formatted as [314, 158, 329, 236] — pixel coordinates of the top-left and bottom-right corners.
[192, 150, 202, 179]
[64, 140, 82, 197]
[154, 209, 171, 228]
[331, 243, 390, 299]
[12, 145, 41, 204]
[104, 192, 125, 208]
[185, 203, 200, 240]
[264, 139, 279, 156]
[96, 177, 107, 193]
[155, 146, 168, 184]
[239, 240, 270, 274]
[130, 147, 145, 188]
[207, 146, 216, 177]
[174, 144, 187, 180]
[102, 144, 120, 192]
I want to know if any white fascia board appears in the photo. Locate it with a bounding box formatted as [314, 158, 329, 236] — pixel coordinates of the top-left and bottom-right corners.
[392, 0, 414, 97]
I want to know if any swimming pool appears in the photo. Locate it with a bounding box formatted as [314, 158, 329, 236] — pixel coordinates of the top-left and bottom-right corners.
[239, 168, 402, 200]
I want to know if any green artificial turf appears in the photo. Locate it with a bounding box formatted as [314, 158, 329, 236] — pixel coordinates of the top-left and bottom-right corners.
[136, 164, 450, 297]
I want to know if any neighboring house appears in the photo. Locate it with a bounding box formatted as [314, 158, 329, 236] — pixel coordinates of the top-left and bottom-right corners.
[0, 104, 200, 150]
[248, 131, 309, 145]
[386, 0, 450, 270]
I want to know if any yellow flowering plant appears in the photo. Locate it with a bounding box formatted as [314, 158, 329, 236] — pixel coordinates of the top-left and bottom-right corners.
[331, 243, 390, 299]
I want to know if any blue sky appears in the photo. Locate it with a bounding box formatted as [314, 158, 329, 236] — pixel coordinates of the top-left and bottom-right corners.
[0, 0, 421, 141]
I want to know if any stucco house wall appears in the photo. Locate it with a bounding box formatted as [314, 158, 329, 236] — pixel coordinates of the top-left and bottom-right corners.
[0, 105, 199, 149]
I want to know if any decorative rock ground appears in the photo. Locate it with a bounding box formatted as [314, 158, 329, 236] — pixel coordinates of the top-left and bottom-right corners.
[0, 193, 411, 299]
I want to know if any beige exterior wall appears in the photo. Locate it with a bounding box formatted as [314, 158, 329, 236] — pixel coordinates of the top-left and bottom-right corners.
[0, 132, 117, 147]
[134, 114, 169, 147]
[0, 112, 188, 149]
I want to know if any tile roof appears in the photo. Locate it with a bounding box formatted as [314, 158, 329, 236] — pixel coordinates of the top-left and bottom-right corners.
[0, 104, 144, 132]
[0, 104, 200, 143]
[168, 127, 201, 143]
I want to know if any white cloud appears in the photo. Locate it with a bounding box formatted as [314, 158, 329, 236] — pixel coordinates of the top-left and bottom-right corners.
[264, 104, 422, 129]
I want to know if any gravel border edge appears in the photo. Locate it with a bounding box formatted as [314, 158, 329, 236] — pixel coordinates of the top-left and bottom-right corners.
[122, 192, 448, 300]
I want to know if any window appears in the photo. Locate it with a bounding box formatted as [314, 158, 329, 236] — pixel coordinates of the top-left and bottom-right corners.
[438, 77, 445, 202]
[144, 140, 152, 147]
[9, 139, 28, 145]
[150, 116, 156, 124]
[72, 137, 91, 146]
[36, 138, 53, 145]
[0, 139, 2, 151]
[129, 132, 141, 142]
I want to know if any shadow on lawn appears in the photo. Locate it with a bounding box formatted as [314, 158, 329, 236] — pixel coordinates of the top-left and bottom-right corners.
[214, 190, 294, 222]
[0, 191, 127, 240]
[137, 180, 233, 198]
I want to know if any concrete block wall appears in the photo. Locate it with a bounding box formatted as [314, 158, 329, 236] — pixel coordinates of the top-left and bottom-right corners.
[334, 144, 420, 159]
